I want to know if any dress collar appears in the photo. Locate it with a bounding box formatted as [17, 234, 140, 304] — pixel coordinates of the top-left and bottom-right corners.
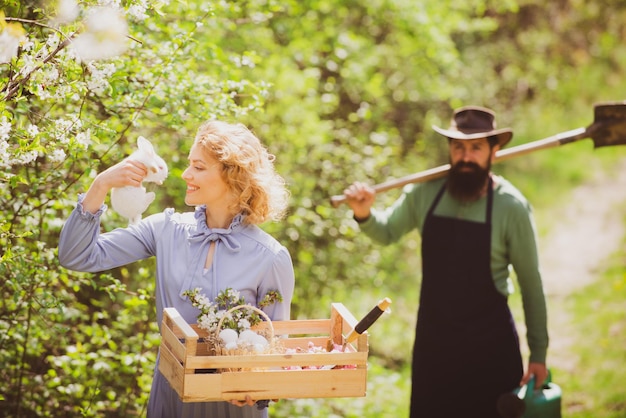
[187, 206, 243, 252]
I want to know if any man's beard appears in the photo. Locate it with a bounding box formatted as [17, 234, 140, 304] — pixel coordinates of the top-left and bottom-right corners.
[447, 161, 491, 202]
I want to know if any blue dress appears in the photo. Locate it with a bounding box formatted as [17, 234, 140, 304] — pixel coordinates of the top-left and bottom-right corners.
[58, 196, 295, 418]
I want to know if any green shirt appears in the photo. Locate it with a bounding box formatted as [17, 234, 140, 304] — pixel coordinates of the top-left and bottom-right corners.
[359, 175, 548, 363]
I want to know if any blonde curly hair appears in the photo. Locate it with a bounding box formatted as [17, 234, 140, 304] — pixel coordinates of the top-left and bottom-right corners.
[193, 120, 289, 225]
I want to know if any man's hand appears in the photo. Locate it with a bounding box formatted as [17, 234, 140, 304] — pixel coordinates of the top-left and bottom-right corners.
[521, 362, 548, 389]
[343, 181, 376, 221]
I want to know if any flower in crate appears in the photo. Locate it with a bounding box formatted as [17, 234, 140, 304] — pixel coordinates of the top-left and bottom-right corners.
[183, 287, 282, 354]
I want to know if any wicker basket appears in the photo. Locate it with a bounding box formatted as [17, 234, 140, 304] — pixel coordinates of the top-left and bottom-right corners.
[212, 305, 279, 371]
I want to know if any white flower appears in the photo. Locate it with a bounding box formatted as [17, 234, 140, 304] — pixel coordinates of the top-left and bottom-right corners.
[0, 118, 11, 140]
[98, 0, 122, 8]
[70, 7, 128, 61]
[226, 288, 241, 300]
[51, 0, 80, 26]
[19, 150, 38, 165]
[127, 0, 149, 21]
[238, 318, 251, 330]
[185, 287, 281, 335]
[85, 62, 115, 94]
[20, 39, 34, 51]
[27, 124, 39, 137]
[0, 23, 26, 64]
[43, 66, 60, 84]
[45, 32, 61, 48]
[49, 148, 67, 163]
[195, 294, 210, 308]
[19, 55, 37, 76]
[198, 315, 214, 330]
[0, 138, 10, 168]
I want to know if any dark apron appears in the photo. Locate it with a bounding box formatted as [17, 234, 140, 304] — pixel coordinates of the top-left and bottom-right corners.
[410, 178, 523, 418]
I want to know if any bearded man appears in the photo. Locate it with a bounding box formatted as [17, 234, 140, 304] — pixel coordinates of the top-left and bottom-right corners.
[343, 106, 549, 418]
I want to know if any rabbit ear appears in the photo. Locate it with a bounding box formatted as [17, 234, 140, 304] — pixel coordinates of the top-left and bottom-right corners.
[137, 136, 155, 154]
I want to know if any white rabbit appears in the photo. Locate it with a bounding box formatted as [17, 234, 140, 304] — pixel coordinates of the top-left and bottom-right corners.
[110, 136, 168, 225]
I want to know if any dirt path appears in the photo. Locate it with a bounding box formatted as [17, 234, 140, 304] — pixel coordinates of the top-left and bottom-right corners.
[537, 157, 626, 371]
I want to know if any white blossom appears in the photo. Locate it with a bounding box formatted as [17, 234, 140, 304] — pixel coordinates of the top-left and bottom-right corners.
[0, 24, 26, 64]
[198, 315, 213, 330]
[86, 62, 116, 94]
[127, 0, 149, 21]
[35, 83, 53, 100]
[0, 118, 11, 140]
[49, 148, 66, 163]
[43, 66, 60, 84]
[45, 32, 61, 48]
[51, 0, 80, 26]
[70, 7, 128, 61]
[19, 55, 37, 76]
[21, 39, 34, 51]
[0, 118, 10, 168]
[0, 138, 10, 168]
[75, 129, 92, 147]
[52, 84, 72, 100]
[18, 150, 38, 165]
[226, 288, 241, 300]
[97, 0, 122, 8]
[27, 124, 40, 137]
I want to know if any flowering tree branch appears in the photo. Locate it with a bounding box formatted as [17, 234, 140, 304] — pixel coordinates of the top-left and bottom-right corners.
[1, 34, 76, 102]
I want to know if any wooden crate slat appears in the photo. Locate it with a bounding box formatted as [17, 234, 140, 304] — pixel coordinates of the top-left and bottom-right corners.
[185, 350, 367, 369]
[173, 369, 367, 402]
[219, 369, 367, 400]
[161, 319, 187, 364]
[280, 336, 330, 349]
[271, 319, 331, 335]
[180, 373, 222, 402]
[192, 319, 332, 338]
[158, 342, 185, 399]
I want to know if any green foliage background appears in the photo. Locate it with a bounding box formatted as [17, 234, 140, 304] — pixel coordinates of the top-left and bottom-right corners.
[1, 0, 625, 416]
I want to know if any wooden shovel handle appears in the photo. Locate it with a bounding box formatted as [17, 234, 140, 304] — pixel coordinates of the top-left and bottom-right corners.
[329, 127, 588, 208]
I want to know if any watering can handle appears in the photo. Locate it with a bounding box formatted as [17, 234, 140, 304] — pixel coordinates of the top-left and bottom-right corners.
[522, 369, 552, 401]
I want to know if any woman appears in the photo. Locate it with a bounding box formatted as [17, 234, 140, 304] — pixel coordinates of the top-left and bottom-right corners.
[58, 121, 295, 418]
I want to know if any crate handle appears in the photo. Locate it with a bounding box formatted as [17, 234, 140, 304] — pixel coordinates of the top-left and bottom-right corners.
[163, 307, 199, 339]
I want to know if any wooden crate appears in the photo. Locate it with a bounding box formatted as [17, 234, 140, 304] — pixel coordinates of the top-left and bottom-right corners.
[158, 303, 369, 402]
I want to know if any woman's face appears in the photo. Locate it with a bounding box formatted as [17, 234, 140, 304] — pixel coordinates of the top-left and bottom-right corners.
[181, 144, 231, 207]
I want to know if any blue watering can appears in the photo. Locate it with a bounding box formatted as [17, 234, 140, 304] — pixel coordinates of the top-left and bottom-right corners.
[497, 370, 562, 418]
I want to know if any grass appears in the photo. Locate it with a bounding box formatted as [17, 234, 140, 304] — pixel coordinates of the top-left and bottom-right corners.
[508, 190, 626, 418]
[558, 237, 626, 418]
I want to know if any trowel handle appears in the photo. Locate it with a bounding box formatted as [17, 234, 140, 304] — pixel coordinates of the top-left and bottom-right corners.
[344, 297, 392, 344]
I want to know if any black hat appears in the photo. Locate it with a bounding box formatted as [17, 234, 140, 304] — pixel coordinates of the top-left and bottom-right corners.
[432, 106, 513, 147]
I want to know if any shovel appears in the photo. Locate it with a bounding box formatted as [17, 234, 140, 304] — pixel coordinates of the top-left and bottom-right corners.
[330, 101, 626, 207]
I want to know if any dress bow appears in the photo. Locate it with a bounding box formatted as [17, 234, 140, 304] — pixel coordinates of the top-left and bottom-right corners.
[188, 208, 243, 252]
[178, 208, 244, 300]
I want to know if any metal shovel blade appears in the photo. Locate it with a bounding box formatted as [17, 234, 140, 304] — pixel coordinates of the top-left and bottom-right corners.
[589, 101, 626, 148]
